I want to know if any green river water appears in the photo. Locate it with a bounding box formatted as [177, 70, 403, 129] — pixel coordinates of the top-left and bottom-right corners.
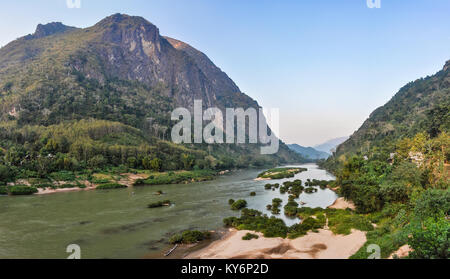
[0, 164, 336, 259]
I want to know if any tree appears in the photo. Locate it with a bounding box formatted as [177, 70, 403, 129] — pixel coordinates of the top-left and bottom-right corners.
[204, 155, 217, 170]
[127, 157, 137, 168]
[88, 155, 106, 168]
[413, 189, 450, 221]
[150, 158, 162, 172]
[0, 164, 13, 181]
[408, 216, 449, 259]
[142, 156, 152, 170]
[425, 103, 450, 138]
[181, 154, 195, 170]
[380, 182, 408, 203]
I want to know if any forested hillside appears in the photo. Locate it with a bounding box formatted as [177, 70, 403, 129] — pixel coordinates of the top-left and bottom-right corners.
[337, 61, 450, 157]
[0, 14, 303, 185]
[319, 61, 449, 259]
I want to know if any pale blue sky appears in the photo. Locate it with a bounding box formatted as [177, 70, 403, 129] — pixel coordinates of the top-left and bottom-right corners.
[1, 0, 449, 146]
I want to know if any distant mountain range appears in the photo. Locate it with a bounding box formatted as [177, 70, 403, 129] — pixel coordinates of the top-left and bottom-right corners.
[313, 136, 349, 154]
[287, 144, 330, 160]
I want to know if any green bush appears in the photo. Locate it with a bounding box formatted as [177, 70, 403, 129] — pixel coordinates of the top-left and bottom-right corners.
[96, 183, 127, 190]
[92, 178, 111, 184]
[304, 187, 318, 194]
[231, 199, 247, 210]
[408, 216, 449, 259]
[148, 200, 171, 208]
[242, 233, 259, 240]
[0, 186, 8, 195]
[413, 189, 450, 221]
[288, 217, 325, 238]
[49, 171, 76, 181]
[257, 168, 307, 179]
[134, 170, 215, 186]
[250, 192, 256, 196]
[169, 230, 211, 244]
[0, 165, 13, 181]
[8, 186, 38, 195]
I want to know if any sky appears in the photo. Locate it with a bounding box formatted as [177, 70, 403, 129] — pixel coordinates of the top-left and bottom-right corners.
[0, 0, 449, 146]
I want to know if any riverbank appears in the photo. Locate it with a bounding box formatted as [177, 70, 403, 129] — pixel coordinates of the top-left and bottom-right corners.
[184, 167, 366, 259]
[185, 228, 366, 259]
[327, 197, 356, 210]
[6, 170, 222, 196]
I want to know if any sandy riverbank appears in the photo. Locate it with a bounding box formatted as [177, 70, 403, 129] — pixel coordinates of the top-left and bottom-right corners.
[33, 173, 150, 195]
[186, 228, 366, 259]
[327, 197, 356, 210]
[253, 177, 271, 181]
[389, 245, 412, 259]
[186, 183, 363, 259]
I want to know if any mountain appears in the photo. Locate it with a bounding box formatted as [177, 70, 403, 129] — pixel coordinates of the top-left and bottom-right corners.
[314, 136, 349, 154]
[0, 14, 303, 175]
[336, 60, 449, 157]
[287, 144, 330, 160]
[27, 22, 77, 39]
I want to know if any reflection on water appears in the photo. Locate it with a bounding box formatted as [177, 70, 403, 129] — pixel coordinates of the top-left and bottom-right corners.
[0, 163, 336, 258]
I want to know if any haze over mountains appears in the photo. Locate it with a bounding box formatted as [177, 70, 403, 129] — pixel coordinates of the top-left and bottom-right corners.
[287, 136, 349, 160]
[287, 144, 330, 160]
[314, 136, 349, 154]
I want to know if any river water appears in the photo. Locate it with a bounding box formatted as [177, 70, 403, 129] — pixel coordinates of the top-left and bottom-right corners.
[0, 164, 336, 259]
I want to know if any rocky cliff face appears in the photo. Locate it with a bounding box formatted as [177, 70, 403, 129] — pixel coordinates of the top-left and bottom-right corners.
[63, 14, 255, 110]
[0, 14, 261, 120]
[0, 14, 302, 162]
[29, 22, 77, 39]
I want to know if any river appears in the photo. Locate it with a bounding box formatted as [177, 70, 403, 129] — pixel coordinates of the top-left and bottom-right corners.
[0, 163, 336, 259]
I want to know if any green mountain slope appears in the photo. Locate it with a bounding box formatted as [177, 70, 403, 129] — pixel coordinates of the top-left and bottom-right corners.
[336, 60, 450, 157]
[0, 14, 303, 182]
[318, 61, 449, 259]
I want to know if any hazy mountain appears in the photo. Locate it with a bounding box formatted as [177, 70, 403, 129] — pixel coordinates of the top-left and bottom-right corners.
[287, 144, 330, 160]
[313, 136, 349, 154]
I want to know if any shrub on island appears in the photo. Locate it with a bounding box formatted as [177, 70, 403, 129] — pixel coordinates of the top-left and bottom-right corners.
[270, 198, 283, 215]
[257, 168, 307, 180]
[169, 230, 211, 244]
[250, 192, 256, 196]
[231, 199, 248, 210]
[304, 187, 318, 194]
[224, 207, 374, 240]
[134, 170, 216, 186]
[223, 208, 288, 238]
[305, 179, 333, 189]
[242, 233, 259, 240]
[148, 200, 171, 208]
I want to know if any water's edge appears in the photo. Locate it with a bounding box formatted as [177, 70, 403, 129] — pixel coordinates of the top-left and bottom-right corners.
[0, 164, 336, 259]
